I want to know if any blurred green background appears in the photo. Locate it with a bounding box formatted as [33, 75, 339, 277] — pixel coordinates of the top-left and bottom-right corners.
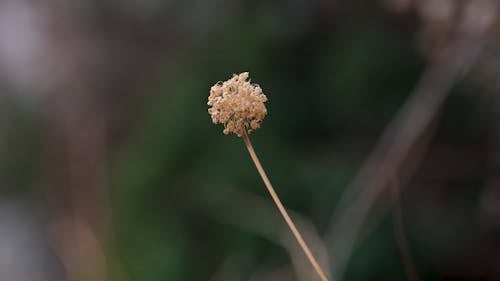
[0, 0, 499, 281]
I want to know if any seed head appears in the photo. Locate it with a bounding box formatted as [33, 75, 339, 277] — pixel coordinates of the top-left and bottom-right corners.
[208, 72, 268, 137]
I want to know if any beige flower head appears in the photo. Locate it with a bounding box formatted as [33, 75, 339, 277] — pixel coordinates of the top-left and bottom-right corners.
[208, 72, 268, 137]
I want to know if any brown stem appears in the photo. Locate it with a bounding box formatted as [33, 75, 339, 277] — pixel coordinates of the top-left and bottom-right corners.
[242, 131, 330, 281]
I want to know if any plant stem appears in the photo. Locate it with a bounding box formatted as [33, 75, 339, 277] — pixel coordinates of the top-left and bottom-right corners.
[242, 131, 330, 281]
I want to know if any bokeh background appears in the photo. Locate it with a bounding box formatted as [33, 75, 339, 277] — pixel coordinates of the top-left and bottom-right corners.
[0, 0, 500, 280]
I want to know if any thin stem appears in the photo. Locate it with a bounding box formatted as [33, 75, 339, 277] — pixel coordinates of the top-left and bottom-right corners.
[242, 131, 330, 281]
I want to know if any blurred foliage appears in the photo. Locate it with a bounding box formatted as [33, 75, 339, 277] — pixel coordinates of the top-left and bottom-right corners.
[1, 0, 499, 281]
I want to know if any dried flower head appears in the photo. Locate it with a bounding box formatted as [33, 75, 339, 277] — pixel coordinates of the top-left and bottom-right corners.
[208, 72, 268, 137]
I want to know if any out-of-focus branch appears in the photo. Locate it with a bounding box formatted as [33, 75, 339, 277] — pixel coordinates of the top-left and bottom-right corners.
[391, 178, 419, 281]
[326, 1, 499, 279]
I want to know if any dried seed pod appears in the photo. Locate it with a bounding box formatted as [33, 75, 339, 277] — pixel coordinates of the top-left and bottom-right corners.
[208, 72, 268, 137]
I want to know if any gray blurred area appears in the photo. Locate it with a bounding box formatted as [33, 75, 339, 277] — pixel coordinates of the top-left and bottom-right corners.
[0, 202, 61, 281]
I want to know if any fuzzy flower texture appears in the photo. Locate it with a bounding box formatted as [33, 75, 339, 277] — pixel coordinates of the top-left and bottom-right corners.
[208, 72, 268, 137]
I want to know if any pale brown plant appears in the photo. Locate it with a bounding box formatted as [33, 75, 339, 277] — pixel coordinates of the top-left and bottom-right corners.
[208, 72, 268, 137]
[208, 72, 330, 281]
